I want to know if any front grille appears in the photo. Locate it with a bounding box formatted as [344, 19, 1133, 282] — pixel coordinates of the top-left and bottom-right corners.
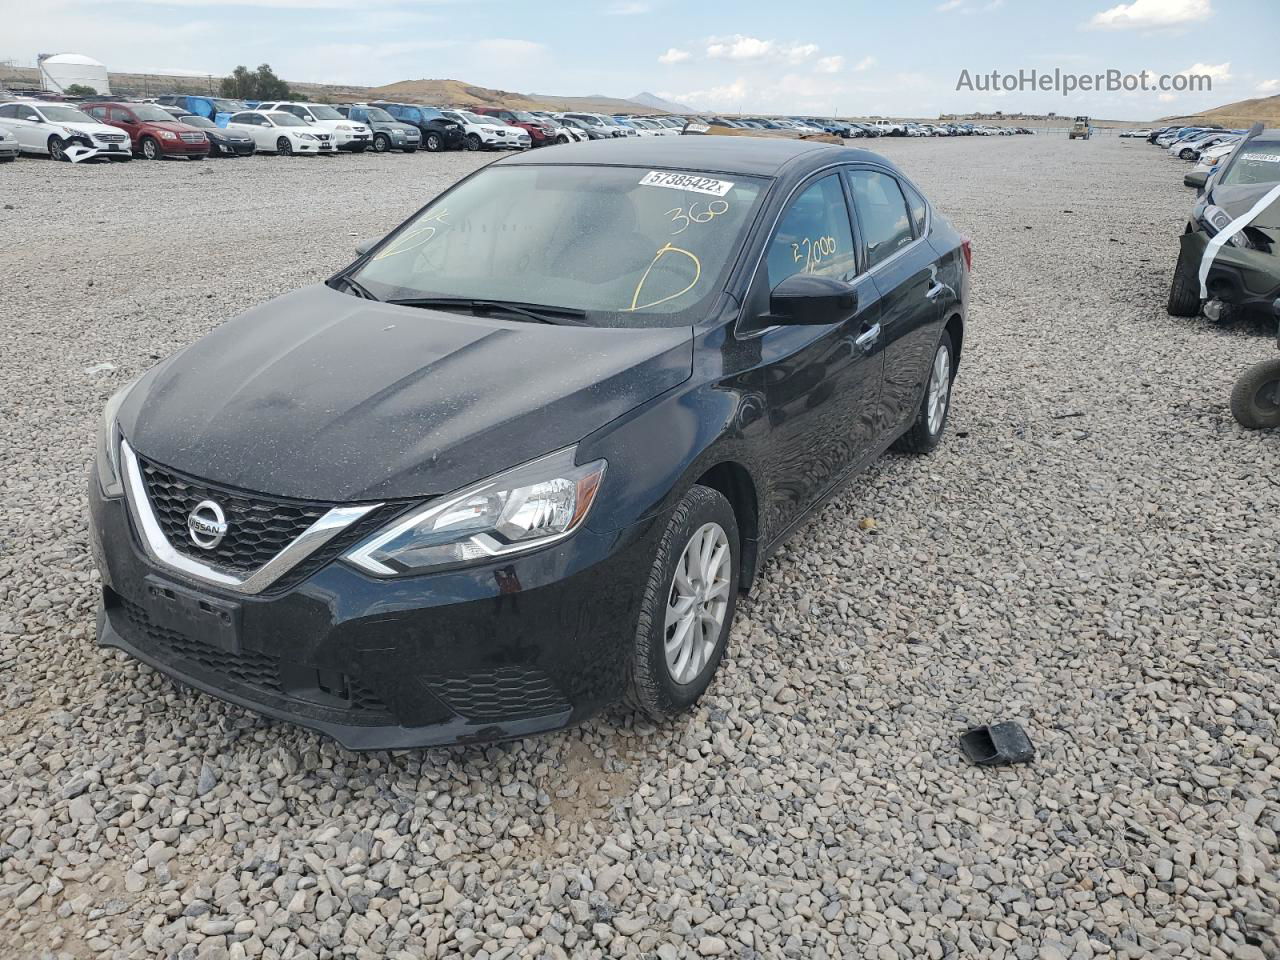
[316, 134, 330, 141]
[95, 133, 126, 143]
[179, 132, 205, 143]
[428, 668, 569, 722]
[138, 457, 331, 575]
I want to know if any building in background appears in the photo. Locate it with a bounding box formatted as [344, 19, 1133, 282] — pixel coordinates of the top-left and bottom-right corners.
[38, 53, 111, 95]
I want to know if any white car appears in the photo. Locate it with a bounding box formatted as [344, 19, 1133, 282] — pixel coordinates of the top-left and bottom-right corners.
[631, 118, 677, 137]
[0, 125, 18, 161]
[1192, 139, 1241, 175]
[440, 110, 530, 151]
[224, 111, 336, 155]
[1120, 128, 1152, 138]
[0, 101, 132, 161]
[872, 120, 905, 136]
[254, 101, 372, 152]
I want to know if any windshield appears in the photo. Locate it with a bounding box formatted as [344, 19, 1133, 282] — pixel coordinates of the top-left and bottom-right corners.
[181, 116, 215, 128]
[307, 105, 342, 120]
[352, 165, 768, 328]
[39, 105, 95, 124]
[132, 105, 179, 123]
[1221, 140, 1280, 186]
[270, 113, 308, 127]
[511, 111, 537, 122]
[462, 112, 489, 125]
[364, 107, 394, 122]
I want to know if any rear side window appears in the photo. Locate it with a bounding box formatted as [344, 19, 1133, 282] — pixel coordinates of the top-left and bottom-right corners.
[846, 170, 914, 269]
[901, 182, 928, 237]
[766, 174, 857, 288]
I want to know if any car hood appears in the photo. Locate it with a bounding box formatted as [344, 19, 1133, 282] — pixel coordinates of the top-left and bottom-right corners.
[121, 284, 694, 503]
[1208, 182, 1280, 225]
[59, 121, 122, 138]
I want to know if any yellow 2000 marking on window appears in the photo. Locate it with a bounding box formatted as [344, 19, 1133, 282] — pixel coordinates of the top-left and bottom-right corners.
[626, 243, 702, 311]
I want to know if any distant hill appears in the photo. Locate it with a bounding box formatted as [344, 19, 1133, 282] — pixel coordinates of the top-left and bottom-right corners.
[368, 78, 661, 114]
[1162, 93, 1280, 129]
[631, 91, 695, 113]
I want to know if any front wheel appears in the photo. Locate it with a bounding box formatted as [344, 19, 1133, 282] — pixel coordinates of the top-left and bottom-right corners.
[628, 485, 739, 722]
[1180, 148, 1195, 160]
[373, 133, 391, 153]
[555, 134, 569, 144]
[1230, 358, 1280, 429]
[48, 136, 69, 161]
[424, 131, 443, 152]
[894, 330, 955, 454]
[276, 137, 293, 157]
[1167, 245, 1201, 317]
[141, 137, 161, 160]
[464, 133, 481, 151]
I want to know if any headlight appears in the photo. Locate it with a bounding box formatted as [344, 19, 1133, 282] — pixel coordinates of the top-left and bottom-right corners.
[299, 133, 318, 141]
[344, 448, 606, 576]
[96, 379, 139, 499]
[1203, 205, 1251, 248]
[158, 130, 177, 140]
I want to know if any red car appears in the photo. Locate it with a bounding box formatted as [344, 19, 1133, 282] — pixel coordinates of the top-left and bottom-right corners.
[469, 107, 561, 147]
[84, 102, 211, 160]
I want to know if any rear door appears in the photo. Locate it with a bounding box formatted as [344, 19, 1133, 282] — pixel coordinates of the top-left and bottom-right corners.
[753, 172, 885, 535]
[845, 167, 943, 437]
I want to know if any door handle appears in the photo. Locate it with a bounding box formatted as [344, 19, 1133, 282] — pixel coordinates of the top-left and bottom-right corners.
[925, 281, 946, 300]
[854, 323, 881, 353]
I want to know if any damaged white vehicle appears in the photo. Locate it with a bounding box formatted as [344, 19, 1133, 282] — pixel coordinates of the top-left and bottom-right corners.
[0, 101, 132, 162]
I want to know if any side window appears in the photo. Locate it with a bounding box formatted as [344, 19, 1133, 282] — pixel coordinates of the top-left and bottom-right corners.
[284, 105, 306, 119]
[766, 175, 857, 288]
[846, 170, 915, 268]
[113, 108, 134, 123]
[87, 106, 107, 119]
[0, 105, 14, 118]
[901, 181, 928, 237]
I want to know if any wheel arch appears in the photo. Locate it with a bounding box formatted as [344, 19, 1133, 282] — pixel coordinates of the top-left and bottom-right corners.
[944, 311, 965, 372]
[693, 461, 760, 593]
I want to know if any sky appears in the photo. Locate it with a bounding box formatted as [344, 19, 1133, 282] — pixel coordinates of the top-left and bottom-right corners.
[3, 0, 1277, 119]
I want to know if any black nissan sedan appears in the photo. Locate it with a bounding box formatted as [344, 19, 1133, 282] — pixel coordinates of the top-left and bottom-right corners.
[90, 137, 970, 749]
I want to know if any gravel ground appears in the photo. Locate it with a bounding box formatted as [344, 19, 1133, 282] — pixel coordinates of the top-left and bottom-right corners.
[1, 136, 1277, 960]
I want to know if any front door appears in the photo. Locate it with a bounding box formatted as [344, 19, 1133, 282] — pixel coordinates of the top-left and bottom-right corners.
[754, 173, 885, 536]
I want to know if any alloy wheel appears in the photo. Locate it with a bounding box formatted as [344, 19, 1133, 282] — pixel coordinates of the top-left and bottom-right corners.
[276, 137, 292, 157]
[142, 138, 159, 160]
[465, 134, 481, 151]
[49, 137, 67, 161]
[425, 132, 442, 152]
[373, 134, 390, 153]
[927, 342, 952, 436]
[664, 522, 731, 685]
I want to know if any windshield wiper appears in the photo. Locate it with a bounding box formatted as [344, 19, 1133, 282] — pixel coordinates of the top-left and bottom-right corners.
[386, 296, 588, 326]
[335, 275, 380, 301]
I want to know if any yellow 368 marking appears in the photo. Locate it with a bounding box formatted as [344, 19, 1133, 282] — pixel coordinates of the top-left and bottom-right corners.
[667, 199, 730, 235]
[373, 209, 449, 260]
[626, 243, 702, 311]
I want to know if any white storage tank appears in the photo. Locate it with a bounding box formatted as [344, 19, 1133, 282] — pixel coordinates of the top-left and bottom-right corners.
[38, 53, 111, 96]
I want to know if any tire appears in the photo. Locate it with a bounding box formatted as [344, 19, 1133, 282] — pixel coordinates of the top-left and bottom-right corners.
[373, 133, 391, 153]
[464, 133, 481, 151]
[1167, 245, 1201, 317]
[141, 137, 161, 160]
[48, 136, 68, 161]
[555, 134, 569, 144]
[402, 147, 417, 154]
[350, 144, 367, 153]
[627, 485, 740, 722]
[424, 131, 443, 152]
[1230, 358, 1280, 429]
[894, 329, 956, 454]
[276, 136, 293, 157]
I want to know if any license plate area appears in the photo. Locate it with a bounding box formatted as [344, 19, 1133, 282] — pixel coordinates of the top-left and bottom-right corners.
[144, 575, 242, 654]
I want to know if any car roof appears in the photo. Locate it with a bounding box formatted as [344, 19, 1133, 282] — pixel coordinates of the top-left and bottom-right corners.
[494, 135, 886, 178]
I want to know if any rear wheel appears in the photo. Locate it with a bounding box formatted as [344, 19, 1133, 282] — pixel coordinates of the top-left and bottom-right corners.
[1230, 358, 1280, 429]
[1167, 245, 1201, 317]
[141, 137, 161, 160]
[424, 131, 443, 152]
[628, 485, 739, 722]
[276, 136, 293, 157]
[895, 330, 955, 454]
[373, 133, 391, 153]
[464, 133, 481, 151]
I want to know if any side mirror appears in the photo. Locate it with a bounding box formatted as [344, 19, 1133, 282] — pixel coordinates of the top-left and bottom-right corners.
[354, 238, 378, 256]
[768, 273, 858, 325]
[1184, 171, 1207, 190]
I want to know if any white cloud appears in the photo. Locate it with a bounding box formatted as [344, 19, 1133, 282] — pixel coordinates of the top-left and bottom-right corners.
[607, 1, 650, 14]
[1088, 0, 1211, 30]
[815, 55, 844, 74]
[658, 47, 691, 64]
[854, 56, 876, 71]
[936, 0, 964, 9]
[659, 77, 749, 110]
[1258, 78, 1280, 94]
[1180, 60, 1231, 82]
[706, 35, 774, 61]
[1159, 92, 1177, 102]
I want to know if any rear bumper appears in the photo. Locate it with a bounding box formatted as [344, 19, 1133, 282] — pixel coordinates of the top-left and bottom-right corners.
[89, 467, 660, 750]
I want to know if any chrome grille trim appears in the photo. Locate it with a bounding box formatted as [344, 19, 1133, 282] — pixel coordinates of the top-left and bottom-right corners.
[120, 439, 380, 595]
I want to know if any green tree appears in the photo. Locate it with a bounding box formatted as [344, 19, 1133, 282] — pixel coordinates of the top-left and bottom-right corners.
[219, 63, 292, 101]
[63, 83, 98, 97]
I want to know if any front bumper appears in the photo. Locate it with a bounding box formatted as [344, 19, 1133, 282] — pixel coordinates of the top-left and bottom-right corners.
[89, 464, 659, 749]
[212, 140, 256, 156]
[0, 143, 17, 158]
[159, 140, 212, 157]
[337, 133, 373, 151]
[1181, 228, 1280, 320]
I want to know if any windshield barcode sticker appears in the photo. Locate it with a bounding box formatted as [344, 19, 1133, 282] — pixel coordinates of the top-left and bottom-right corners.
[639, 171, 735, 196]
[1239, 152, 1280, 164]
